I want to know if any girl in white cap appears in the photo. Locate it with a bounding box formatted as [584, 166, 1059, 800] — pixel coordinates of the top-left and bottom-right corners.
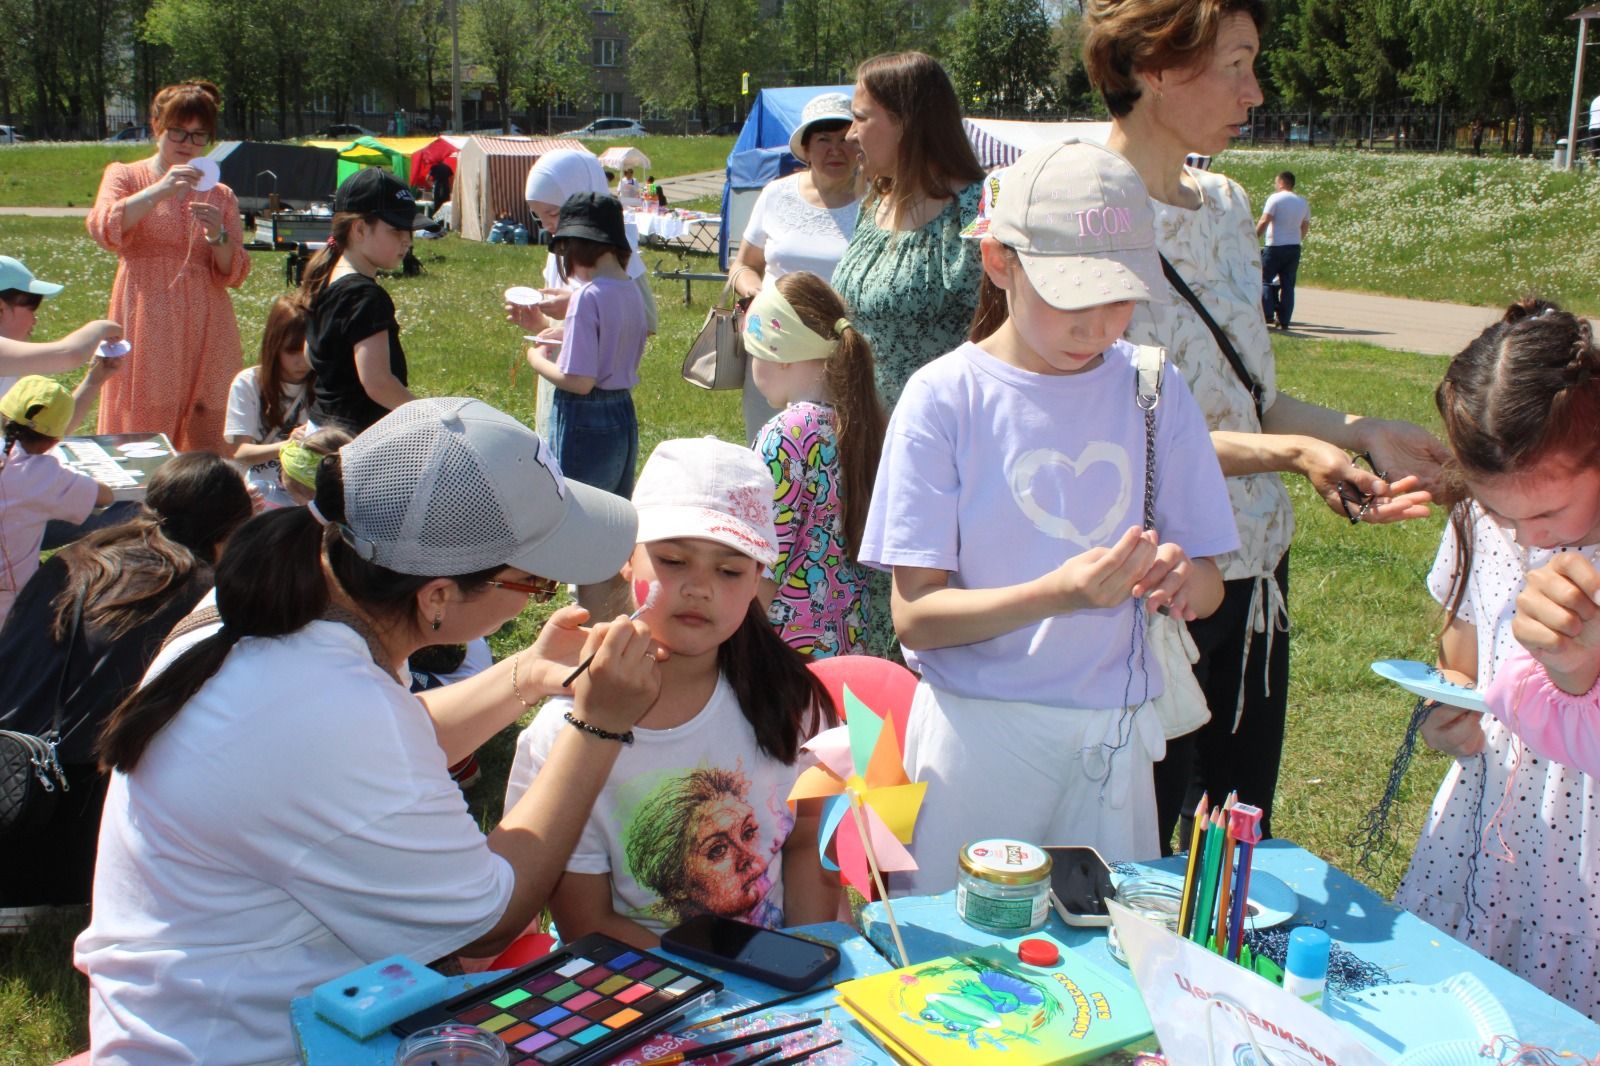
[507, 436, 840, 947]
[857, 141, 1240, 887]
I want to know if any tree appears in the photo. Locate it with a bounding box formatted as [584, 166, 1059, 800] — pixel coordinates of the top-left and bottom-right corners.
[464, 0, 589, 132]
[945, 0, 1058, 114]
[621, 0, 762, 130]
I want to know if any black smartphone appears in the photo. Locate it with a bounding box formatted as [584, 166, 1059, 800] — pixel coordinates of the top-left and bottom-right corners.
[1045, 845, 1117, 927]
[659, 915, 841, 992]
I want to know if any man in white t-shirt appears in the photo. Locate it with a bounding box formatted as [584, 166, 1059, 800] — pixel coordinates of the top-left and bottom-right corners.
[1256, 171, 1310, 331]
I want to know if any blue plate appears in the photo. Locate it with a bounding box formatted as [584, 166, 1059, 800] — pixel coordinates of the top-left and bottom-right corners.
[1371, 659, 1488, 713]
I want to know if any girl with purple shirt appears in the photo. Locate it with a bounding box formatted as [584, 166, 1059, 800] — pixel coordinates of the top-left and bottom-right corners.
[525, 192, 648, 499]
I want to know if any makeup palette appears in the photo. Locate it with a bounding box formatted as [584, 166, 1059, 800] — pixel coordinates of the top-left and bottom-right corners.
[391, 933, 723, 1065]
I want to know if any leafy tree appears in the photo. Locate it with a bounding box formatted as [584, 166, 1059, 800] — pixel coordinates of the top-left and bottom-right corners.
[945, 0, 1058, 114]
[621, 0, 762, 130]
[465, 0, 589, 132]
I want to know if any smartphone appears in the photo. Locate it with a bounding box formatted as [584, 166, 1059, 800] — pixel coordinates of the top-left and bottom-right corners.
[1045, 845, 1117, 928]
[659, 915, 841, 992]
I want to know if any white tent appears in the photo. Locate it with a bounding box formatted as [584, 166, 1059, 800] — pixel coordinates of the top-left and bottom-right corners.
[598, 146, 650, 173]
[963, 117, 1212, 171]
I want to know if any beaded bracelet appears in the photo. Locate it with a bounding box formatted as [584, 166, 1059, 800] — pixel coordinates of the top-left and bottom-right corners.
[564, 710, 634, 745]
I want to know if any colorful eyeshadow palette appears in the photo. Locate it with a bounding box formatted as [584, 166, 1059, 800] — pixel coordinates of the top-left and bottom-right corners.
[391, 933, 722, 1065]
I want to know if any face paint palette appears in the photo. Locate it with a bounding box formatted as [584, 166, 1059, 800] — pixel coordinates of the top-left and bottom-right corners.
[391, 933, 722, 1065]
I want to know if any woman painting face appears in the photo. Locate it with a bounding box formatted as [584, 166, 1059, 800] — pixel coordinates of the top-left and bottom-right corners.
[681, 790, 774, 917]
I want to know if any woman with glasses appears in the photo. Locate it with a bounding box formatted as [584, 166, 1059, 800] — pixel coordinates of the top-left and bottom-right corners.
[77, 398, 658, 1065]
[87, 80, 250, 455]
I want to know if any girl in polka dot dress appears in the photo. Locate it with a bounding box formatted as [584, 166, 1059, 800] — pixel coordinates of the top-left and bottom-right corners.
[1396, 298, 1600, 1016]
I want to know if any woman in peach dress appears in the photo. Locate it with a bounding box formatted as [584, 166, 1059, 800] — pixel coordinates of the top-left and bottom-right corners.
[87, 81, 249, 455]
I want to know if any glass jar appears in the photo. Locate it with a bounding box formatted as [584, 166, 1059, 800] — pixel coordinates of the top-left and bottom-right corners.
[955, 838, 1053, 936]
[1106, 875, 1185, 965]
[394, 1023, 510, 1066]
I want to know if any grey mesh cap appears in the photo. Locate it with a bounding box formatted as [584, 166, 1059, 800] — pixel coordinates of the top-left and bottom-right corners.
[339, 398, 637, 584]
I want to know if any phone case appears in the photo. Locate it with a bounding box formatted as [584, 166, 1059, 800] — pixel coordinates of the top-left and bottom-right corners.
[660, 918, 841, 992]
[1045, 845, 1116, 928]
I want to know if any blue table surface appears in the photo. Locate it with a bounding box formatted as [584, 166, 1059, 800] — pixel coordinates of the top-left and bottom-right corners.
[295, 841, 1600, 1064]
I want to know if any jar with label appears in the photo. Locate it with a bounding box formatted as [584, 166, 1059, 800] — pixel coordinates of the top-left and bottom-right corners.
[955, 838, 1052, 936]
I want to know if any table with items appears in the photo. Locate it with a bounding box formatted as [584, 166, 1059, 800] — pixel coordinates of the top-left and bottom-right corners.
[293, 841, 1600, 1065]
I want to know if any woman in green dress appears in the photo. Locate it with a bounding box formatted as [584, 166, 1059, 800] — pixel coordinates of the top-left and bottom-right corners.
[833, 52, 987, 409]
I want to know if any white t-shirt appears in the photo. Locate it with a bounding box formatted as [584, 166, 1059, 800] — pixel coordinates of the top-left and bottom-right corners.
[0, 443, 100, 623]
[76, 621, 514, 1066]
[506, 676, 802, 935]
[1260, 189, 1309, 247]
[859, 340, 1239, 707]
[741, 174, 861, 285]
[223, 368, 308, 510]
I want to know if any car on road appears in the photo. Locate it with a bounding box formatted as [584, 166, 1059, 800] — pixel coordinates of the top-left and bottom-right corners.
[0, 125, 24, 143]
[314, 123, 377, 140]
[562, 117, 646, 139]
[104, 125, 152, 143]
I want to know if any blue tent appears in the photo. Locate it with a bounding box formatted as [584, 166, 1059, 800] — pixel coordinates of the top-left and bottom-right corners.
[719, 84, 852, 268]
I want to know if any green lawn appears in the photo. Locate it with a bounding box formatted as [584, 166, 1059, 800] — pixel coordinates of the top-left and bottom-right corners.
[0, 223, 1456, 1062]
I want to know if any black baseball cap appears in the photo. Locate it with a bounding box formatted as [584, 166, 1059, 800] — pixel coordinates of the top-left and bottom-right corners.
[335, 167, 441, 231]
[551, 192, 629, 251]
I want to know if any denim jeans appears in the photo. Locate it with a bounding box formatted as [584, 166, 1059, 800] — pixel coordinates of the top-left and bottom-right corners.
[548, 387, 638, 498]
[1261, 243, 1302, 327]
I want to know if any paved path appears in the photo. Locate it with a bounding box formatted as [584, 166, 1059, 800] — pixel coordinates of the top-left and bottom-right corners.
[0, 205, 90, 217]
[657, 170, 724, 203]
[1285, 287, 1502, 357]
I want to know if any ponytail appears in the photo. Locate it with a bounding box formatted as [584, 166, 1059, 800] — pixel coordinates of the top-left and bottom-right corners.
[719, 601, 836, 763]
[297, 213, 369, 301]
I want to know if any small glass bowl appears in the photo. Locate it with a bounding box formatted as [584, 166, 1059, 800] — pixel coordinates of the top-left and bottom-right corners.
[1106, 876, 1185, 965]
[394, 1023, 510, 1066]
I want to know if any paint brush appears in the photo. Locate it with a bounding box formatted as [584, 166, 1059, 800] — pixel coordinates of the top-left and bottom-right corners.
[682, 985, 836, 1031]
[1178, 793, 1209, 939]
[562, 579, 660, 688]
[638, 1017, 823, 1066]
[760, 1038, 844, 1065]
[724, 1046, 786, 1066]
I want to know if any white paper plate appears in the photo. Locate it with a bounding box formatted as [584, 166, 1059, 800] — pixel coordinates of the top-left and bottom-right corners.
[191, 156, 220, 192]
[504, 285, 542, 307]
[95, 340, 130, 359]
[1113, 867, 1298, 930]
[1334, 973, 1514, 1064]
[1371, 660, 1488, 713]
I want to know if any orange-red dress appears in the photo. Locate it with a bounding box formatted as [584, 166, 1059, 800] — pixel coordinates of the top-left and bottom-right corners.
[87, 161, 250, 454]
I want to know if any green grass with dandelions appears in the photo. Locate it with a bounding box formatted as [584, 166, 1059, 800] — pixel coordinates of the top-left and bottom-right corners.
[1, 203, 1457, 1061]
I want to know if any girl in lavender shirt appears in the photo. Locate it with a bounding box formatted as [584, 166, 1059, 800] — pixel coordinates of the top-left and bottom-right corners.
[525, 192, 648, 501]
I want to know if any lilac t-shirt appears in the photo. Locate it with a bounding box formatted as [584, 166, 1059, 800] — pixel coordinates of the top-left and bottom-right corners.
[557, 276, 647, 391]
[858, 340, 1239, 707]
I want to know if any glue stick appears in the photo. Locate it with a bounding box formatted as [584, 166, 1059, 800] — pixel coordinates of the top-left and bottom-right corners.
[1282, 927, 1331, 1009]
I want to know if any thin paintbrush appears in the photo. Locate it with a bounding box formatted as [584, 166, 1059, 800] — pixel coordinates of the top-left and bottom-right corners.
[759, 1038, 844, 1065]
[562, 579, 660, 687]
[682, 985, 836, 1031]
[636, 1018, 823, 1066]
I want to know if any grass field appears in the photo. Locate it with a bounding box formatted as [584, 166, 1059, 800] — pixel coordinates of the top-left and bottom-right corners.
[0, 219, 1461, 1060]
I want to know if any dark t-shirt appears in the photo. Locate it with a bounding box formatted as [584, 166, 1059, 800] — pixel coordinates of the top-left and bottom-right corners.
[307, 272, 407, 433]
[429, 161, 453, 201]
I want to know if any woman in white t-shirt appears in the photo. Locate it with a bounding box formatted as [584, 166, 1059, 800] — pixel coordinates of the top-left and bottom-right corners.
[77, 398, 655, 1066]
[728, 92, 864, 442]
[224, 294, 311, 510]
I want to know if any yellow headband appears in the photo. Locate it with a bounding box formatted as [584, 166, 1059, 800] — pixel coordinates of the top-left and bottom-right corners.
[279, 438, 321, 490]
[743, 285, 838, 364]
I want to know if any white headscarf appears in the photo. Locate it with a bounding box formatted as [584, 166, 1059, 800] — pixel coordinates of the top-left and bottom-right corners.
[525, 148, 645, 282]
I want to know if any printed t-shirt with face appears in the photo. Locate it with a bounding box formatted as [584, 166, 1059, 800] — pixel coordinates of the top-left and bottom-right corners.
[857, 339, 1239, 707]
[506, 675, 801, 934]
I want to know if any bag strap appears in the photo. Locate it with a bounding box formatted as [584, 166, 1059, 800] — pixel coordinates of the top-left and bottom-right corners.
[1133, 344, 1165, 532]
[48, 586, 85, 743]
[162, 604, 223, 649]
[1158, 254, 1264, 421]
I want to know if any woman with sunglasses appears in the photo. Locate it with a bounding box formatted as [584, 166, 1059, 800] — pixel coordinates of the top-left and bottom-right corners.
[77, 398, 659, 1066]
[87, 80, 250, 455]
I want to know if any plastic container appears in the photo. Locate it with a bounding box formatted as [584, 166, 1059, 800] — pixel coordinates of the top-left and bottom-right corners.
[955, 838, 1052, 936]
[1283, 926, 1331, 1008]
[393, 1023, 510, 1066]
[1105, 875, 1184, 965]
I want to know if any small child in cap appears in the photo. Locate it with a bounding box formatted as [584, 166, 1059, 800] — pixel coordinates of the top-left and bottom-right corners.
[857, 141, 1241, 887]
[0, 255, 124, 430]
[505, 435, 838, 947]
[0, 376, 115, 623]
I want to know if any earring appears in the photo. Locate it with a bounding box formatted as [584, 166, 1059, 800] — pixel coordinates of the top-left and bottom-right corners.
[431, 613, 442, 631]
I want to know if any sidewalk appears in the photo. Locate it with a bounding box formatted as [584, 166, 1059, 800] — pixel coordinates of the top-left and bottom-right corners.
[1285, 287, 1502, 357]
[0, 206, 90, 217]
[657, 170, 723, 203]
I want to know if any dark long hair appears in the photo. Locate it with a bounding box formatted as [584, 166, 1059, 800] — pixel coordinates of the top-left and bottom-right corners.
[855, 52, 983, 228]
[772, 272, 886, 560]
[1434, 297, 1600, 631]
[98, 455, 497, 772]
[256, 294, 312, 435]
[719, 600, 836, 764]
[298, 213, 380, 300]
[50, 453, 252, 643]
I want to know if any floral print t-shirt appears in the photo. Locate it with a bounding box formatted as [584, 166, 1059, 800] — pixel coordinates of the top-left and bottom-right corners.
[756, 402, 872, 658]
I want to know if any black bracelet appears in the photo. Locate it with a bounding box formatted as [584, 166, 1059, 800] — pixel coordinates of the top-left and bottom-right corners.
[564, 710, 634, 745]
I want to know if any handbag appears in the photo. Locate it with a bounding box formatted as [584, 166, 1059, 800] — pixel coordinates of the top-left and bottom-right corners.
[0, 588, 83, 841]
[680, 285, 746, 391]
[1133, 344, 1212, 740]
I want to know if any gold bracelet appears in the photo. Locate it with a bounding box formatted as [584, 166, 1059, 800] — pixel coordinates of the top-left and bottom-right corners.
[511, 651, 538, 710]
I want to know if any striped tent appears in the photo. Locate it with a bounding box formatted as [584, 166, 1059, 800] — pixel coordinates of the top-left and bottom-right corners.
[963, 117, 1211, 172]
[453, 136, 585, 241]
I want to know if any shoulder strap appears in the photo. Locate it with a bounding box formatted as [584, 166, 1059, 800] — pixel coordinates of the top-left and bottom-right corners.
[162, 604, 223, 650]
[1158, 254, 1264, 421]
[1133, 345, 1165, 532]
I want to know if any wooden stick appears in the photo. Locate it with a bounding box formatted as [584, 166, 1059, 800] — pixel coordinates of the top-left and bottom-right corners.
[846, 790, 908, 968]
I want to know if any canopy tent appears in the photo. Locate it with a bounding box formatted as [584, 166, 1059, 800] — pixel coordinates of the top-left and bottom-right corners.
[719, 84, 852, 268]
[409, 135, 467, 188]
[453, 136, 585, 241]
[207, 141, 339, 213]
[598, 146, 650, 173]
[331, 136, 410, 188]
[963, 117, 1212, 171]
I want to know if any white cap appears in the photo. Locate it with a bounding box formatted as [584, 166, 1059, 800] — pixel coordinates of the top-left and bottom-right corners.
[339, 398, 637, 584]
[789, 92, 853, 161]
[983, 140, 1167, 311]
[632, 437, 779, 567]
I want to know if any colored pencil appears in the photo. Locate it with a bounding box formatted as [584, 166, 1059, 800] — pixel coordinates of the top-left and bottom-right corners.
[1225, 803, 1265, 961]
[1189, 812, 1219, 945]
[681, 986, 835, 1031]
[1213, 794, 1238, 954]
[1177, 794, 1209, 939]
[758, 1039, 844, 1066]
[639, 1018, 823, 1066]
